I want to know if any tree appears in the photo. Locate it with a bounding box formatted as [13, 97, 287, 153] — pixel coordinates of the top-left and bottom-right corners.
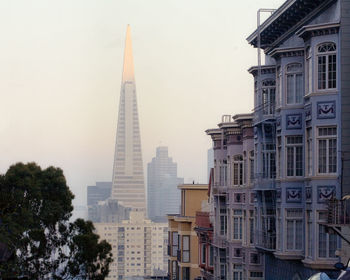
[0, 162, 113, 279]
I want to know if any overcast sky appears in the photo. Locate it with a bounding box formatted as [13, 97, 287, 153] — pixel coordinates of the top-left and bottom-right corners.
[0, 0, 285, 206]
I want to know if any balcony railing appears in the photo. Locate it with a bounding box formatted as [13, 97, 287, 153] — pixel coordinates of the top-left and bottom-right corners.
[255, 230, 276, 251]
[327, 198, 350, 225]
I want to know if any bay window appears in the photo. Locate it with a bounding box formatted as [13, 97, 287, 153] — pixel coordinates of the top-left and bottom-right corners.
[286, 136, 303, 177]
[318, 212, 338, 258]
[233, 155, 243, 186]
[306, 128, 313, 176]
[233, 209, 243, 240]
[262, 79, 276, 115]
[317, 127, 337, 174]
[286, 209, 303, 251]
[182, 235, 190, 262]
[317, 42, 336, 90]
[286, 63, 303, 104]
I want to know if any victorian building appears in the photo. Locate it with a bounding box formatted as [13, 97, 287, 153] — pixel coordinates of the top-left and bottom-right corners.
[244, 0, 349, 278]
[206, 114, 264, 279]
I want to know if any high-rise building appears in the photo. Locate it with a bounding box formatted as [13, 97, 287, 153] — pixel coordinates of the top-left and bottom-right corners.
[147, 146, 184, 222]
[95, 211, 168, 279]
[111, 25, 146, 210]
[87, 182, 111, 207]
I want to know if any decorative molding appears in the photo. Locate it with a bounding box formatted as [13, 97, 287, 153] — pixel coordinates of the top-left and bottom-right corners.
[305, 187, 312, 203]
[305, 104, 312, 121]
[286, 187, 302, 203]
[317, 101, 336, 119]
[317, 186, 335, 203]
[286, 114, 302, 130]
[276, 117, 282, 130]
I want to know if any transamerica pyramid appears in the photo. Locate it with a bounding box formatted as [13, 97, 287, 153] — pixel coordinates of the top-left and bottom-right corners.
[111, 25, 146, 210]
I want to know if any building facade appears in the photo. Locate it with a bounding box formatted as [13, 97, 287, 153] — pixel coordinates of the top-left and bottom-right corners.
[167, 184, 208, 280]
[87, 182, 112, 221]
[206, 114, 264, 280]
[244, 0, 349, 278]
[95, 211, 168, 279]
[147, 146, 184, 222]
[111, 25, 146, 210]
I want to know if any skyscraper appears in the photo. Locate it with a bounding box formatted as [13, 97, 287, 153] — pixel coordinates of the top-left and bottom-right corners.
[147, 146, 184, 222]
[111, 25, 146, 210]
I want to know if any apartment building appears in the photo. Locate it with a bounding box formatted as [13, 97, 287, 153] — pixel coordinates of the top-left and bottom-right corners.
[206, 114, 264, 280]
[167, 184, 208, 280]
[243, 0, 350, 278]
[95, 211, 167, 279]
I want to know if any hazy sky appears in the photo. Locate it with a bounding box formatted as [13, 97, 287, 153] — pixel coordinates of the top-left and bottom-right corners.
[0, 0, 285, 206]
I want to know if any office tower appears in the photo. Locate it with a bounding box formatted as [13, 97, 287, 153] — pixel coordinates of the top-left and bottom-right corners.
[111, 25, 146, 210]
[147, 146, 184, 222]
[87, 182, 112, 206]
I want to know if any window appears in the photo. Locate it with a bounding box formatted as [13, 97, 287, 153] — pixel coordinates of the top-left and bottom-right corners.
[262, 79, 276, 115]
[233, 264, 243, 280]
[209, 246, 214, 266]
[219, 249, 226, 278]
[317, 42, 336, 90]
[182, 267, 190, 280]
[182, 236, 190, 262]
[250, 271, 263, 278]
[250, 253, 261, 264]
[263, 143, 276, 179]
[201, 244, 206, 264]
[277, 136, 282, 178]
[306, 210, 313, 257]
[233, 155, 243, 186]
[219, 160, 227, 186]
[249, 150, 254, 182]
[219, 197, 227, 236]
[286, 136, 303, 177]
[306, 128, 313, 176]
[171, 232, 178, 257]
[233, 210, 243, 240]
[171, 261, 177, 280]
[249, 210, 255, 244]
[317, 127, 337, 174]
[286, 63, 303, 104]
[318, 212, 338, 258]
[286, 209, 303, 251]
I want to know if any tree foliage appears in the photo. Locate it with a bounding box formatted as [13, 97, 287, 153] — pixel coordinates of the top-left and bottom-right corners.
[0, 162, 113, 279]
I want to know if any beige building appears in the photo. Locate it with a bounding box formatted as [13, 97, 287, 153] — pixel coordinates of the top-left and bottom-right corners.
[95, 211, 167, 279]
[167, 184, 209, 280]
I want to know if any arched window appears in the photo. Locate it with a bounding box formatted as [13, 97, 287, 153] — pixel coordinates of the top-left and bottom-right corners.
[286, 63, 303, 104]
[317, 42, 336, 90]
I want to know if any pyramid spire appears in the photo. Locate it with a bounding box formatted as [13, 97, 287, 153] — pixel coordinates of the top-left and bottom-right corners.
[122, 25, 135, 82]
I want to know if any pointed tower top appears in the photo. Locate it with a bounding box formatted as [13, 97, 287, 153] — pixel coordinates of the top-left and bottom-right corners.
[122, 25, 135, 82]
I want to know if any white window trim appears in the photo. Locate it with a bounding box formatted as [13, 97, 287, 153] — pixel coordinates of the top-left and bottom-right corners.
[285, 63, 303, 105]
[316, 42, 337, 92]
[316, 126, 337, 175]
[285, 136, 303, 178]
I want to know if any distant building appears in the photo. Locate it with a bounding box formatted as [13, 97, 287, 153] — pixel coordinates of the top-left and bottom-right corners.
[95, 211, 168, 279]
[87, 181, 111, 206]
[147, 146, 184, 222]
[167, 184, 208, 280]
[111, 25, 146, 210]
[87, 181, 112, 221]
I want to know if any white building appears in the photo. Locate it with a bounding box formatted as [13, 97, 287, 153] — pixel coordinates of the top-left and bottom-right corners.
[95, 211, 168, 279]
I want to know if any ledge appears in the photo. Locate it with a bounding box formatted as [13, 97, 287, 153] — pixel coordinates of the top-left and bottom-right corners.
[302, 258, 338, 270]
[274, 251, 303, 260]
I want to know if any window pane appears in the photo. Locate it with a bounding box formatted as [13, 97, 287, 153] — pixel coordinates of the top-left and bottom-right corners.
[295, 220, 303, 250]
[328, 54, 336, 89]
[287, 220, 294, 250]
[287, 75, 294, 104]
[318, 139, 327, 173]
[318, 56, 326, 89]
[287, 147, 294, 176]
[329, 138, 337, 173]
[295, 146, 303, 176]
[319, 225, 327, 257]
[296, 74, 303, 103]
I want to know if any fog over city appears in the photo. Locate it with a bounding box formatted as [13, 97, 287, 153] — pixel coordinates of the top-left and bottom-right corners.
[0, 0, 284, 207]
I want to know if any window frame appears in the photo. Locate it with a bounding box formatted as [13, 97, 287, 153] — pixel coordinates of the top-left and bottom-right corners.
[285, 209, 303, 251]
[316, 42, 337, 91]
[285, 63, 303, 105]
[316, 126, 337, 175]
[285, 135, 303, 177]
[232, 154, 244, 187]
